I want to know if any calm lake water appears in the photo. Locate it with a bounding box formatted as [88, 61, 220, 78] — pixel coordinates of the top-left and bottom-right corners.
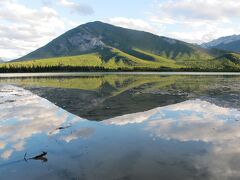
[1, 73, 240, 180]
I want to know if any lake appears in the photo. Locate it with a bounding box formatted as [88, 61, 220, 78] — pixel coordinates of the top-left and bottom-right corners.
[0, 73, 240, 180]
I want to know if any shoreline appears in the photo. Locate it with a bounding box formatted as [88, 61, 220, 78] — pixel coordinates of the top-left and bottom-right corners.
[1, 72, 240, 78]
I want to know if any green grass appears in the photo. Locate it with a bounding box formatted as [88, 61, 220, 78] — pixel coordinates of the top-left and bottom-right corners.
[2, 53, 103, 68]
[104, 48, 183, 69]
[132, 48, 184, 67]
[1, 47, 184, 70]
[1, 47, 240, 72]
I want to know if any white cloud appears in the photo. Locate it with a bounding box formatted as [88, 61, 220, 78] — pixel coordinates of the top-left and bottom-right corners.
[167, 27, 240, 44]
[58, 0, 94, 15]
[108, 17, 159, 35]
[149, 0, 240, 43]
[155, 0, 240, 21]
[107, 0, 240, 44]
[0, 1, 78, 60]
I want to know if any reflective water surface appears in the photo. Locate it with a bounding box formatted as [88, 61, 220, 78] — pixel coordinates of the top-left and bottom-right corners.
[1, 74, 240, 180]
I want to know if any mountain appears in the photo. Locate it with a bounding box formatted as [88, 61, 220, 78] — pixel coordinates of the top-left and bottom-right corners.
[16, 21, 213, 62]
[0, 58, 4, 63]
[2, 21, 240, 72]
[202, 35, 240, 53]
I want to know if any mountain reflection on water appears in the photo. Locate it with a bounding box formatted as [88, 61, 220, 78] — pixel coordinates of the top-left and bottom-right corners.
[0, 75, 240, 179]
[2, 75, 240, 120]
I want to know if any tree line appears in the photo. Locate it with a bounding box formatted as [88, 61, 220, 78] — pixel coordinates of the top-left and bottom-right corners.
[0, 65, 240, 73]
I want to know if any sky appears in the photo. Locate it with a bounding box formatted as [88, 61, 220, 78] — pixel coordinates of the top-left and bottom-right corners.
[1, 0, 240, 60]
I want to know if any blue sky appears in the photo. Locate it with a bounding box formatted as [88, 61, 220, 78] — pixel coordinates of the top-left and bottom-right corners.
[1, 0, 240, 60]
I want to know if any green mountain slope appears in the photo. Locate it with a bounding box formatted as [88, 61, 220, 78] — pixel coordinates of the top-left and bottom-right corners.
[3, 46, 183, 70]
[215, 53, 240, 63]
[16, 21, 213, 62]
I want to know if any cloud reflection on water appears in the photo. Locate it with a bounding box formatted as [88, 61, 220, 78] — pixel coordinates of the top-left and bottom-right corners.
[104, 99, 240, 179]
[0, 85, 85, 160]
[105, 99, 240, 142]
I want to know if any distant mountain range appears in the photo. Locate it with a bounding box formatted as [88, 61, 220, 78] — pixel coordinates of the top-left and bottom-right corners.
[1, 21, 240, 72]
[201, 35, 240, 53]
